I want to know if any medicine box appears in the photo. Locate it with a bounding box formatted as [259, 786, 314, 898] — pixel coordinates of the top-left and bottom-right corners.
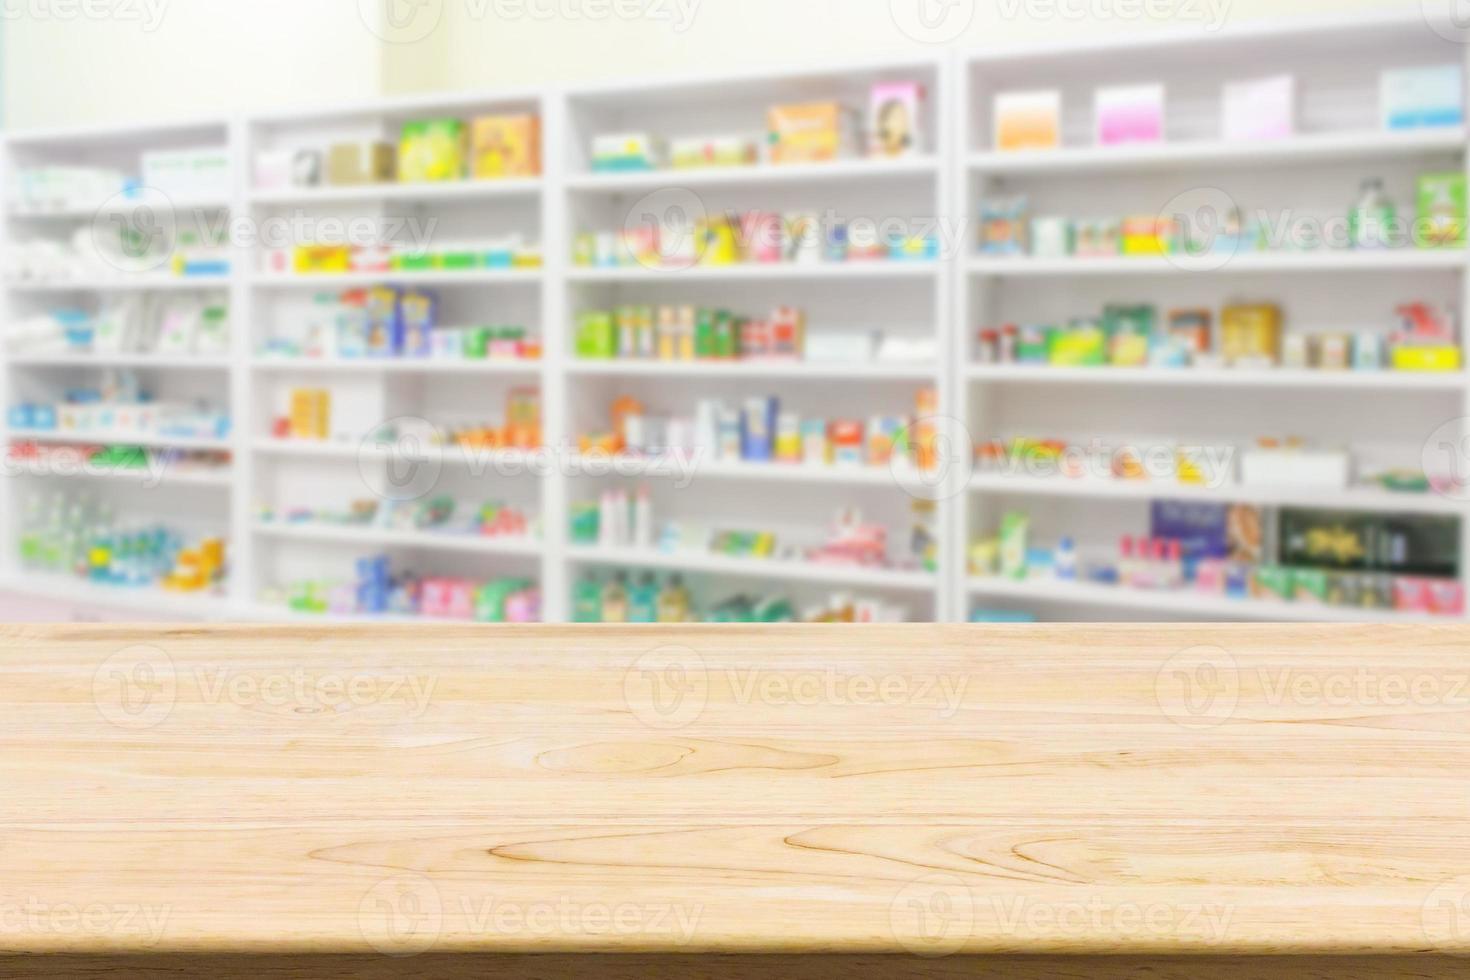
[471, 114, 542, 178]
[993, 90, 1061, 152]
[1381, 65, 1464, 130]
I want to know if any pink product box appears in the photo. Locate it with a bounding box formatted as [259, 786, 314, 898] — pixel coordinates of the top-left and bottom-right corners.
[1399, 578, 1465, 617]
[741, 212, 784, 263]
[1095, 85, 1165, 146]
[421, 578, 476, 620]
[350, 245, 393, 273]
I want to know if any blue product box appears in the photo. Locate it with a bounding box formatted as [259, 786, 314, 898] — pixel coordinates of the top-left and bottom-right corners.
[1150, 500, 1229, 574]
[1381, 65, 1465, 130]
[8, 404, 33, 429]
[740, 397, 777, 462]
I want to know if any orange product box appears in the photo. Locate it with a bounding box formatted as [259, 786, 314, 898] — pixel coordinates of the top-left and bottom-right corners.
[471, 114, 542, 179]
[768, 102, 856, 164]
[993, 90, 1061, 152]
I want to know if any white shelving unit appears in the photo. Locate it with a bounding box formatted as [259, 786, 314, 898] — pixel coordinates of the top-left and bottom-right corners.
[0, 116, 242, 622]
[0, 11, 1466, 624]
[559, 54, 953, 623]
[956, 11, 1470, 624]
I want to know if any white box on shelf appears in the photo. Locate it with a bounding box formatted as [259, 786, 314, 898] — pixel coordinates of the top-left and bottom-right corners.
[1221, 75, 1295, 141]
[1240, 450, 1351, 489]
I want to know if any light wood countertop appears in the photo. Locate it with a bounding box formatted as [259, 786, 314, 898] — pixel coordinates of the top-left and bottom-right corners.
[2, 624, 1469, 973]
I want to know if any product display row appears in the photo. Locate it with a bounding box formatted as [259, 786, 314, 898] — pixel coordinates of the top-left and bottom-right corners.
[575, 208, 936, 271]
[979, 174, 1465, 260]
[990, 64, 1461, 151]
[274, 389, 540, 448]
[8, 146, 232, 212]
[974, 301, 1461, 373]
[591, 80, 928, 172]
[9, 370, 231, 441]
[257, 113, 542, 189]
[579, 390, 938, 471]
[576, 303, 933, 365]
[259, 496, 535, 542]
[259, 288, 540, 362]
[571, 494, 937, 575]
[3, 228, 232, 283]
[970, 503, 1463, 618]
[17, 493, 227, 594]
[267, 237, 542, 277]
[8, 293, 230, 358]
[572, 573, 911, 624]
[264, 555, 541, 622]
[975, 436, 1444, 498]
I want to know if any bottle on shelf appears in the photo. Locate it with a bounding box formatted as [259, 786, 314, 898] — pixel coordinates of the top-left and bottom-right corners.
[657, 573, 691, 623]
[601, 572, 629, 624]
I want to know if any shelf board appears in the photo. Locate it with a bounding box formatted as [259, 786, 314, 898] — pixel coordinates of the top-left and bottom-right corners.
[567, 262, 937, 283]
[5, 276, 232, 294]
[249, 269, 542, 288]
[9, 353, 232, 370]
[9, 429, 233, 451]
[968, 251, 1467, 276]
[254, 521, 541, 556]
[8, 196, 233, 220]
[968, 473, 1464, 515]
[248, 178, 542, 206]
[968, 128, 1467, 175]
[567, 360, 934, 380]
[569, 545, 936, 591]
[252, 439, 542, 470]
[966, 576, 1458, 624]
[8, 459, 232, 487]
[964, 365, 1466, 391]
[0, 572, 237, 620]
[567, 157, 938, 192]
[564, 453, 933, 488]
[251, 357, 540, 375]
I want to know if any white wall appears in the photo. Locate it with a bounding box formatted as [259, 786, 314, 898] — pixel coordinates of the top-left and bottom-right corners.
[0, 0, 1436, 129]
[2, 0, 384, 130]
[395, 0, 1429, 95]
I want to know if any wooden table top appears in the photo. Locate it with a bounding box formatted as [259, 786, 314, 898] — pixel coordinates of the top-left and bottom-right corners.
[3, 623, 1469, 962]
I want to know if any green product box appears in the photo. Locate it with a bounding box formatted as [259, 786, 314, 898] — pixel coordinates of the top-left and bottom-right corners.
[694, 308, 717, 358]
[435, 249, 481, 271]
[575, 311, 616, 359]
[1253, 566, 1295, 602]
[461, 326, 492, 359]
[1292, 568, 1331, 604]
[394, 252, 435, 272]
[474, 581, 514, 623]
[1417, 172, 1467, 249]
[713, 311, 737, 358]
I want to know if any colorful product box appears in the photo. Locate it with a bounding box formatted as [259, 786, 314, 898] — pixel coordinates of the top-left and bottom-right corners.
[1381, 65, 1465, 131]
[399, 119, 466, 182]
[1416, 172, 1467, 249]
[471, 113, 541, 179]
[326, 141, 396, 186]
[768, 102, 855, 164]
[1095, 84, 1165, 146]
[869, 81, 926, 159]
[993, 90, 1061, 152]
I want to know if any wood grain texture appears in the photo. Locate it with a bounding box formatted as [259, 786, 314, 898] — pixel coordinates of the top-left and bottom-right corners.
[1, 624, 1469, 964]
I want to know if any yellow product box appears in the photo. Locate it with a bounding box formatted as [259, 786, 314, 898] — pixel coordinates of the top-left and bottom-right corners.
[993, 90, 1061, 152]
[293, 245, 351, 275]
[1110, 332, 1151, 367]
[767, 102, 855, 164]
[289, 388, 331, 440]
[471, 114, 542, 179]
[399, 119, 466, 183]
[1393, 346, 1462, 372]
[1221, 304, 1282, 365]
[1121, 216, 1171, 256]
